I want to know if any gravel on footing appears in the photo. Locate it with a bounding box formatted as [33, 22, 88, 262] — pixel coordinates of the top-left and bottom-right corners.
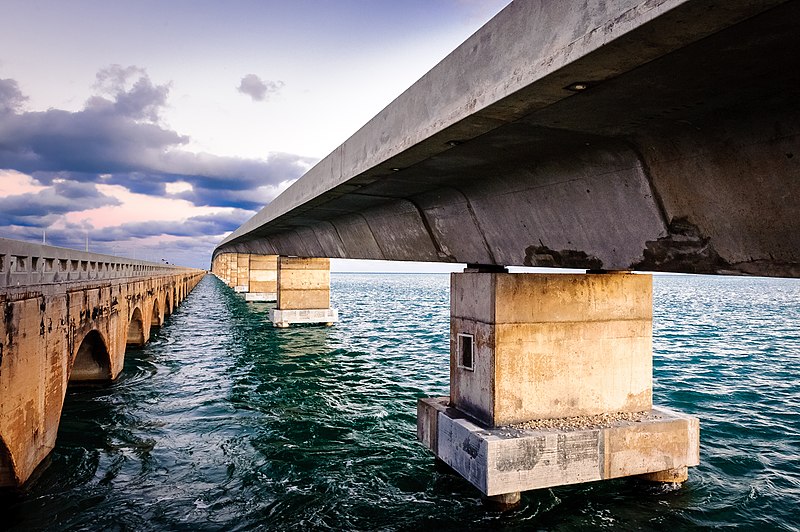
[509, 410, 660, 432]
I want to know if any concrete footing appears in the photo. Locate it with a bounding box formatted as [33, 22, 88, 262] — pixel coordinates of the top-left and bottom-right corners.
[418, 397, 699, 498]
[245, 292, 277, 302]
[269, 308, 338, 327]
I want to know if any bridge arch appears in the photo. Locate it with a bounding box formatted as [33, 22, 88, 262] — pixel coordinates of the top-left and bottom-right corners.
[69, 329, 112, 382]
[165, 290, 173, 317]
[151, 299, 161, 328]
[127, 307, 145, 346]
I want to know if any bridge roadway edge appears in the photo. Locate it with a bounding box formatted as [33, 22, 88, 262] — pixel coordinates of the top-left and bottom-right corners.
[0, 238, 205, 488]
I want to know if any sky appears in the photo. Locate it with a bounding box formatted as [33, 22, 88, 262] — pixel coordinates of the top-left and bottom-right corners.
[0, 0, 512, 270]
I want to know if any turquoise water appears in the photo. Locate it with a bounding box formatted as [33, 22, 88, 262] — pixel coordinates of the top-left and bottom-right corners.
[2, 273, 799, 530]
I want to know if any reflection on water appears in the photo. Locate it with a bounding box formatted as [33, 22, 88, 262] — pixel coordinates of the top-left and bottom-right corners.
[2, 273, 799, 530]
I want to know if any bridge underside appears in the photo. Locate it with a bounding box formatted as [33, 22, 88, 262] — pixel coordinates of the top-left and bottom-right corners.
[217, 1, 799, 277]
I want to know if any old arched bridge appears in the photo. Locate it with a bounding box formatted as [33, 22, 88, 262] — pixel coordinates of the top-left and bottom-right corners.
[0, 238, 204, 487]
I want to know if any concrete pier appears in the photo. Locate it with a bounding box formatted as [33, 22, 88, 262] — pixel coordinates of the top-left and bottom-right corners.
[269, 257, 338, 328]
[233, 253, 249, 293]
[418, 271, 699, 507]
[245, 254, 278, 302]
[211, 253, 278, 302]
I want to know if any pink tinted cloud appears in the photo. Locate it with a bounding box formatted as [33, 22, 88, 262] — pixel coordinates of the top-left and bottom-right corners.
[0, 170, 46, 196]
[62, 183, 237, 229]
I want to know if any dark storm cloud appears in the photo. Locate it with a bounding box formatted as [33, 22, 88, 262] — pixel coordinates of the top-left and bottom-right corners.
[87, 210, 253, 243]
[237, 74, 284, 102]
[0, 67, 313, 210]
[0, 180, 120, 227]
[156, 151, 308, 210]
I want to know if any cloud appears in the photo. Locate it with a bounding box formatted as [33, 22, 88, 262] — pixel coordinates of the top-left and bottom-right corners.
[0, 68, 313, 212]
[86, 64, 170, 121]
[0, 78, 27, 114]
[0, 67, 314, 267]
[237, 74, 284, 102]
[0, 180, 120, 227]
[0, 204, 252, 268]
[85, 209, 253, 243]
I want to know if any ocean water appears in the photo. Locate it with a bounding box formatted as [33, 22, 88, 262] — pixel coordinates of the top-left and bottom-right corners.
[2, 273, 799, 531]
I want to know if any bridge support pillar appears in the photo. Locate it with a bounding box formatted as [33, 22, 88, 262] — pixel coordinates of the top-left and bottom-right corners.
[220, 253, 236, 288]
[244, 254, 278, 302]
[231, 253, 249, 292]
[269, 257, 338, 327]
[418, 271, 699, 509]
[213, 253, 232, 286]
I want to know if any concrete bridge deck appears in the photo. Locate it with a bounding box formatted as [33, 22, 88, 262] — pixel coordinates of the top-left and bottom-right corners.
[215, 0, 799, 277]
[0, 238, 204, 487]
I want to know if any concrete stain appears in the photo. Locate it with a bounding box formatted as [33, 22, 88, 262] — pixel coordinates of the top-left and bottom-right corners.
[634, 217, 730, 274]
[524, 244, 603, 270]
[494, 437, 545, 472]
[4, 302, 14, 347]
[557, 434, 569, 470]
[461, 436, 480, 459]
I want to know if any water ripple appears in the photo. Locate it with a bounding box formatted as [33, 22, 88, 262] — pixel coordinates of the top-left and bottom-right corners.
[2, 273, 799, 530]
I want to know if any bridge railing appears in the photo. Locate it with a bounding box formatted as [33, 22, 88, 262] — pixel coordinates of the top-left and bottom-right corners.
[0, 237, 198, 289]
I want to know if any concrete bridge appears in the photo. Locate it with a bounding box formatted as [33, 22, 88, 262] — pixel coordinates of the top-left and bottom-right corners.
[3, 0, 798, 512]
[215, 0, 798, 278]
[0, 238, 204, 488]
[210, 0, 798, 510]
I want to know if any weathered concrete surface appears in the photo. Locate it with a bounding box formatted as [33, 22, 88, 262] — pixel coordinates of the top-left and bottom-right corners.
[0, 239, 204, 487]
[451, 272, 652, 426]
[214, 0, 799, 278]
[270, 257, 338, 327]
[419, 397, 700, 497]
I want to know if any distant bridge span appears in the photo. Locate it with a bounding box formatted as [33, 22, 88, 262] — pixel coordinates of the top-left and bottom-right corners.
[216, 0, 799, 277]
